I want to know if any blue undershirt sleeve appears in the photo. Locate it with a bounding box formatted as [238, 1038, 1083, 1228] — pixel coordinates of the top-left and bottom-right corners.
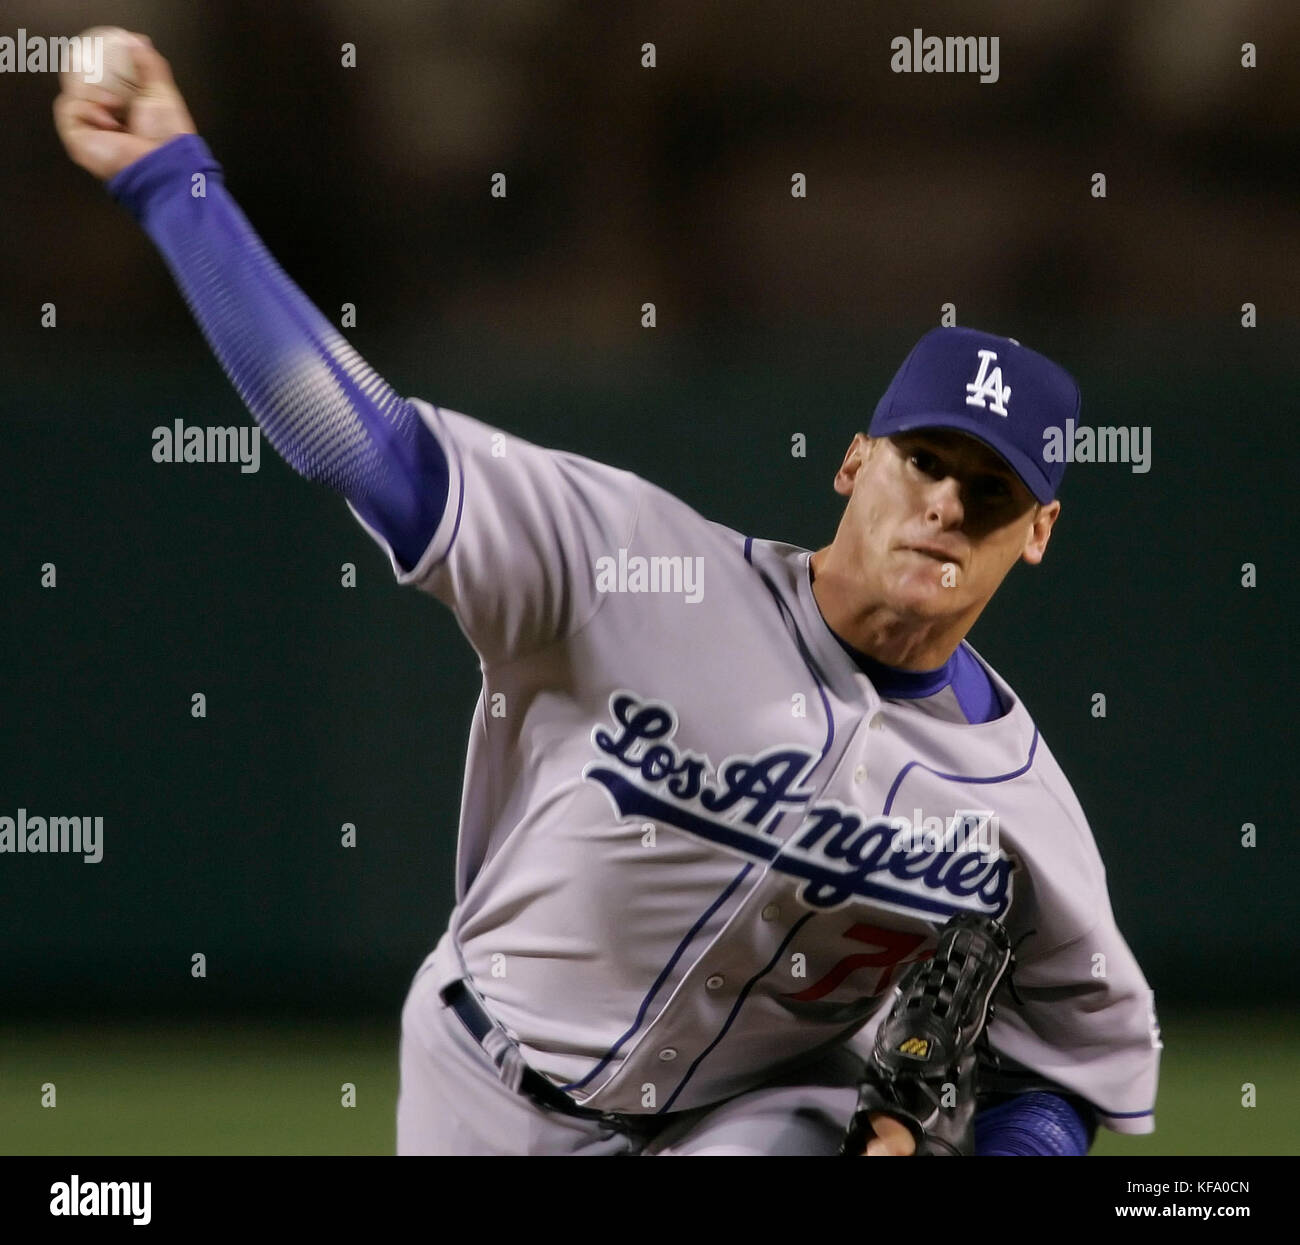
[974, 1091, 1093, 1156]
[107, 133, 447, 573]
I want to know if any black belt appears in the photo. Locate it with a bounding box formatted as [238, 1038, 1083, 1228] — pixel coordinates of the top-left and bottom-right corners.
[441, 978, 638, 1128]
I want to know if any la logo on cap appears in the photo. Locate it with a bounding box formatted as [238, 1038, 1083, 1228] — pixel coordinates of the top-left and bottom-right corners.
[964, 349, 1011, 418]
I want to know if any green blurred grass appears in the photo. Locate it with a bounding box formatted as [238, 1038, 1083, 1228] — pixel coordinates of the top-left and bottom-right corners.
[1091, 1010, 1298, 1156]
[1, 1011, 1295, 1155]
[0, 1020, 399, 1156]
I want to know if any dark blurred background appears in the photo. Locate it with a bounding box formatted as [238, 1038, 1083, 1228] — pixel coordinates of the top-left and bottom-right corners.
[1, 0, 1295, 1154]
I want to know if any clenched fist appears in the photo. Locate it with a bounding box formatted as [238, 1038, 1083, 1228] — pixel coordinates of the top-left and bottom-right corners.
[53, 32, 196, 181]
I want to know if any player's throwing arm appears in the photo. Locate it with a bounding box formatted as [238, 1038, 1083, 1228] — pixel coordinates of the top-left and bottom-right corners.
[54, 32, 451, 573]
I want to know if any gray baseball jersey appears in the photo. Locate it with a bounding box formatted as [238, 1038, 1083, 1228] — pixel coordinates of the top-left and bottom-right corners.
[354, 399, 1160, 1134]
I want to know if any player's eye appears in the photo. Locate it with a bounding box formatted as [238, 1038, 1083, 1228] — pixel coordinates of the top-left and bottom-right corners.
[973, 475, 1011, 500]
[908, 449, 940, 476]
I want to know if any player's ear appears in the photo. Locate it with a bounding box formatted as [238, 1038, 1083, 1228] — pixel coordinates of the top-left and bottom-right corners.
[833, 433, 871, 497]
[1020, 500, 1061, 566]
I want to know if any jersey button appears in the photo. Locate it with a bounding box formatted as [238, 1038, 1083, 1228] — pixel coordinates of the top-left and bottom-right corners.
[657, 1048, 678, 1062]
[705, 975, 725, 991]
[869, 713, 885, 731]
[761, 904, 780, 921]
[853, 765, 867, 783]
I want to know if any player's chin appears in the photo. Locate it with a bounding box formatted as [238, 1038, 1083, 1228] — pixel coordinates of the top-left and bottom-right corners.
[884, 570, 963, 617]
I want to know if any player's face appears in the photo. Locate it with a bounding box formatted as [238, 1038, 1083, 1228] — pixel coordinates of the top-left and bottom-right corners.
[831, 429, 1060, 621]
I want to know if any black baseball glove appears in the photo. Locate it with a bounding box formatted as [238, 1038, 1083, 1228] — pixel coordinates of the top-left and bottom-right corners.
[841, 910, 1015, 1157]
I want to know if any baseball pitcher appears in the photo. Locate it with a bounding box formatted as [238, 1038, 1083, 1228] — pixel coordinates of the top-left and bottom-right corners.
[55, 35, 1160, 1157]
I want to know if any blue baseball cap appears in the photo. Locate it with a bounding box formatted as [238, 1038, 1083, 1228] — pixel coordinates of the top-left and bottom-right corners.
[868, 326, 1079, 503]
